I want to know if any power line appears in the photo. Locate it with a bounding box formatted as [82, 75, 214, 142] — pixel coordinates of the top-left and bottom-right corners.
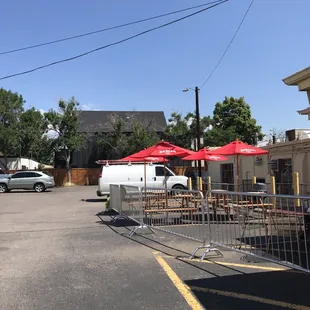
[0, 0, 228, 81]
[0, 0, 225, 56]
[200, 0, 254, 90]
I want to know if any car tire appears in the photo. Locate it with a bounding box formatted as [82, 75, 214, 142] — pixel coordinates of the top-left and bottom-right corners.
[34, 183, 45, 193]
[172, 184, 186, 195]
[0, 183, 8, 193]
[172, 184, 185, 190]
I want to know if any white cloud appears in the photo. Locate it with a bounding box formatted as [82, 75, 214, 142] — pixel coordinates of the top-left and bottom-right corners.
[81, 103, 100, 111]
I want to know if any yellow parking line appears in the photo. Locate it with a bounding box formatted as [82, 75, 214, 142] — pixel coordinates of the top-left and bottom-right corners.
[160, 255, 287, 271]
[191, 286, 310, 310]
[153, 252, 204, 310]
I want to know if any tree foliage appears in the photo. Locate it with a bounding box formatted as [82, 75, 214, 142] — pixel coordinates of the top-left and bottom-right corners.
[96, 114, 160, 159]
[204, 96, 264, 146]
[165, 112, 211, 149]
[44, 97, 84, 182]
[127, 118, 160, 154]
[19, 108, 47, 159]
[0, 88, 24, 170]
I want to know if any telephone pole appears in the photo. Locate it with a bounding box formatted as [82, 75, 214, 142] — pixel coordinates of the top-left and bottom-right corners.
[183, 86, 202, 178]
[195, 86, 202, 178]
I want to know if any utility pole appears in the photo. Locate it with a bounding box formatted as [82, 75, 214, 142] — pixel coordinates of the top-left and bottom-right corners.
[183, 86, 202, 178]
[195, 86, 202, 178]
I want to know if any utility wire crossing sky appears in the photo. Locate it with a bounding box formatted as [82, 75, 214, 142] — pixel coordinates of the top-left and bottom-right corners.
[0, 0, 225, 56]
[0, 0, 229, 81]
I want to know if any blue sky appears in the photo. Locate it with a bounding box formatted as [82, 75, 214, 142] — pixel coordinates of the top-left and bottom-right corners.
[0, 0, 309, 138]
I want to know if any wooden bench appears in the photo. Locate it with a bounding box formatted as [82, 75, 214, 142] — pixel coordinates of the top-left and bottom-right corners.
[144, 207, 199, 219]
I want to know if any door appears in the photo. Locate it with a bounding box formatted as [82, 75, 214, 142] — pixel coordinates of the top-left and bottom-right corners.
[220, 163, 234, 191]
[22, 172, 39, 189]
[8, 172, 27, 189]
[153, 166, 174, 188]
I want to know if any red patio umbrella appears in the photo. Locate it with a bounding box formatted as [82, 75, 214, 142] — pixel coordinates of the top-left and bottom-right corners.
[182, 148, 229, 162]
[182, 147, 229, 192]
[121, 154, 168, 163]
[210, 139, 269, 190]
[125, 140, 194, 189]
[135, 140, 194, 158]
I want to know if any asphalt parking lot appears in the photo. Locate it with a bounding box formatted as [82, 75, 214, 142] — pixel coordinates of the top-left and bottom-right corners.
[1, 186, 310, 310]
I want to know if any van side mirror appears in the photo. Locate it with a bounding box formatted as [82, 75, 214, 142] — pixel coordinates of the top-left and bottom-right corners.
[7, 176, 11, 180]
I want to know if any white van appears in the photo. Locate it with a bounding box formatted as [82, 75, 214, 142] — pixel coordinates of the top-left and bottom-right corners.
[96, 163, 188, 196]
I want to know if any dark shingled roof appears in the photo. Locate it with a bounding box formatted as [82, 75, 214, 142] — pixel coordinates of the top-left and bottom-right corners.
[79, 110, 167, 133]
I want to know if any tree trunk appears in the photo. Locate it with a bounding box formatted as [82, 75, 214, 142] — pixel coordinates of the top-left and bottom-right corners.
[2, 156, 8, 173]
[66, 152, 71, 184]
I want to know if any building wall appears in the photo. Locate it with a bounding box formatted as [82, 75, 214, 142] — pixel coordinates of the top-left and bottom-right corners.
[204, 154, 269, 185]
[0, 157, 41, 170]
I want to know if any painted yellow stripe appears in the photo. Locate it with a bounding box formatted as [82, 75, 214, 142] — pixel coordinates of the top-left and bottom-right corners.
[153, 253, 204, 310]
[161, 255, 287, 271]
[191, 286, 310, 310]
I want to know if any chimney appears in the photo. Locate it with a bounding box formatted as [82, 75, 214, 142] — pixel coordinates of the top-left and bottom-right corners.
[272, 135, 276, 145]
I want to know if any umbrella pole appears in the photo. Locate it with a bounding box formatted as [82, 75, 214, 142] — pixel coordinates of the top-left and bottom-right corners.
[144, 160, 147, 208]
[203, 161, 206, 195]
[236, 154, 240, 192]
[164, 161, 169, 208]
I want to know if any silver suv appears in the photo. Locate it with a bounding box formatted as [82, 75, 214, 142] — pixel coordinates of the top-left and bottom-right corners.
[0, 171, 55, 193]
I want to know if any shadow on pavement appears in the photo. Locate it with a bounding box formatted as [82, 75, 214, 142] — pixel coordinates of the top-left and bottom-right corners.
[185, 269, 310, 310]
[82, 198, 107, 203]
[98, 218, 139, 227]
[98, 218, 248, 276]
[7, 190, 53, 194]
[239, 235, 310, 270]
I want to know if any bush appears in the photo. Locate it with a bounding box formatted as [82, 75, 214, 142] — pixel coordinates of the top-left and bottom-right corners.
[106, 196, 111, 209]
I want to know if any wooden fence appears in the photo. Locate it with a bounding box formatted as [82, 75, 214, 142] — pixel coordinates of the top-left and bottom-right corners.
[8, 168, 100, 187]
[6, 166, 188, 187]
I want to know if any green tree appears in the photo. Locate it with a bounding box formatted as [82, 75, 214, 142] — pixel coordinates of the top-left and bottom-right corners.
[0, 88, 24, 171]
[205, 96, 264, 146]
[36, 136, 58, 165]
[44, 97, 84, 183]
[96, 114, 160, 159]
[126, 118, 160, 155]
[164, 112, 211, 149]
[164, 112, 192, 149]
[20, 108, 47, 160]
[96, 114, 128, 159]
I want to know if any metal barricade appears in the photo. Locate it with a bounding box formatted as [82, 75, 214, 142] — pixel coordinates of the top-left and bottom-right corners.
[211, 182, 234, 191]
[96, 184, 121, 221]
[205, 189, 310, 273]
[110, 184, 121, 210]
[137, 187, 221, 257]
[106, 184, 153, 236]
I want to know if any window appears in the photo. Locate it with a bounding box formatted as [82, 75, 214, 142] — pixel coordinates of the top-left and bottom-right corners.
[11, 173, 26, 179]
[42, 171, 52, 177]
[23, 172, 40, 178]
[155, 167, 173, 177]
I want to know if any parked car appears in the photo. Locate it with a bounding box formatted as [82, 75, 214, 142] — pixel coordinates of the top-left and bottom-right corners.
[0, 173, 10, 179]
[97, 163, 188, 197]
[0, 171, 55, 193]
